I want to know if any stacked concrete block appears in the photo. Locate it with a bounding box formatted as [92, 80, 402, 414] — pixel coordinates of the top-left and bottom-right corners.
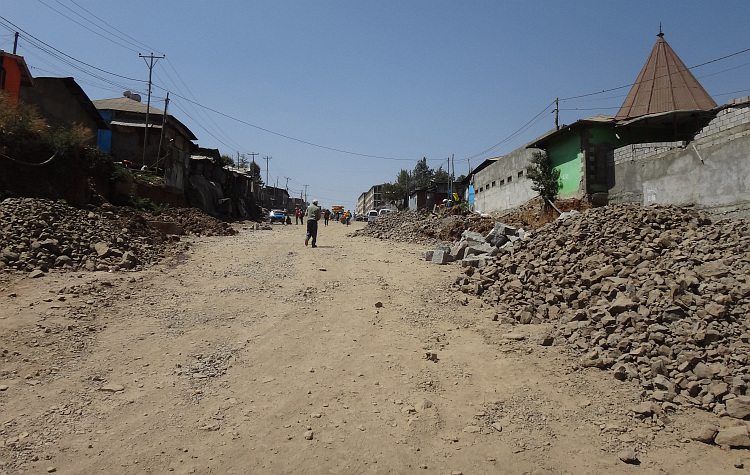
[426, 221, 527, 266]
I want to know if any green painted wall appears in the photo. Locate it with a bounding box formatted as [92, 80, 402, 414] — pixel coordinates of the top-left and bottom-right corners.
[548, 134, 582, 196]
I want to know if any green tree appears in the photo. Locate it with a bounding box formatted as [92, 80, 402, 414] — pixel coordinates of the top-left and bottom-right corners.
[412, 157, 433, 189]
[382, 169, 411, 209]
[247, 161, 264, 186]
[219, 154, 234, 167]
[526, 151, 561, 207]
[433, 166, 450, 184]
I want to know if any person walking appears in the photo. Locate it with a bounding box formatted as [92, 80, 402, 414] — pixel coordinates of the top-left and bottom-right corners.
[346, 210, 351, 226]
[305, 200, 321, 248]
[324, 208, 331, 226]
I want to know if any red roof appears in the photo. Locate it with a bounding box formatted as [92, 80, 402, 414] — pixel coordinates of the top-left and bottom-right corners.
[616, 32, 717, 120]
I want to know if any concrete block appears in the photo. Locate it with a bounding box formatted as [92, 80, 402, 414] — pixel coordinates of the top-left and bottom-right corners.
[431, 249, 449, 265]
[423, 250, 434, 261]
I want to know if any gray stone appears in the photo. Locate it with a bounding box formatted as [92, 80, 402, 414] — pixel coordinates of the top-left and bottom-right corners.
[726, 396, 750, 419]
[691, 425, 718, 444]
[431, 249, 450, 265]
[94, 242, 110, 257]
[617, 447, 638, 464]
[715, 425, 750, 448]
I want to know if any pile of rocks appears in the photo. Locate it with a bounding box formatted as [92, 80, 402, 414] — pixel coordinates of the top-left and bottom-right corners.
[352, 210, 497, 244]
[423, 222, 527, 266]
[449, 204, 750, 420]
[0, 197, 233, 274]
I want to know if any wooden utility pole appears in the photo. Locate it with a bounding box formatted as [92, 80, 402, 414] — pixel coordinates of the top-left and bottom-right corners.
[13, 32, 19, 54]
[263, 156, 272, 188]
[156, 92, 169, 169]
[139, 53, 165, 166]
[555, 97, 559, 130]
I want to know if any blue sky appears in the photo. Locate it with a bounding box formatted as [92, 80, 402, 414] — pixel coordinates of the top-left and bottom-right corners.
[3, 1, 749, 210]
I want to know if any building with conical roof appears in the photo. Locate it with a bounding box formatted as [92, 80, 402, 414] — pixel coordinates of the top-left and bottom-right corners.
[616, 28, 717, 120]
[467, 29, 749, 215]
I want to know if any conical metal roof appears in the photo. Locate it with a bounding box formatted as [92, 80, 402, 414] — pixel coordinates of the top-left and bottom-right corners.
[616, 30, 717, 120]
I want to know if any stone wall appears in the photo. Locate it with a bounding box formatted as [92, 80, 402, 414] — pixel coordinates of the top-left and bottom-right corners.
[609, 97, 750, 213]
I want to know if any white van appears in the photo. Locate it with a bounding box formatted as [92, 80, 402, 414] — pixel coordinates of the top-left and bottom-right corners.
[379, 209, 391, 216]
[367, 210, 379, 222]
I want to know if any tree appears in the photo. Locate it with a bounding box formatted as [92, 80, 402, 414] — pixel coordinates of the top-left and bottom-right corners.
[219, 154, 234, 167]
[526, 151, 561, 207]
[382, 169, 411, 209]
[412, 157, 433, 190]
[433, 166, 450, 184]
[247, 161, 264, 187]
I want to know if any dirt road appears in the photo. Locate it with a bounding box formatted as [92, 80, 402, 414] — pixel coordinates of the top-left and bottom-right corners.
[0, 220, 742, 473]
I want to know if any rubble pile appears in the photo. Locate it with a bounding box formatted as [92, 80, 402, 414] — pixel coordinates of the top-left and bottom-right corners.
[451, 203, 750, 420]
[352, 210, 497, 244]
[0, 197, 234, 274]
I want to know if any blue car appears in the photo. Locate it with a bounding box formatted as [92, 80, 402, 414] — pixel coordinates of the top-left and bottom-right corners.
[269, 210, 287, 224]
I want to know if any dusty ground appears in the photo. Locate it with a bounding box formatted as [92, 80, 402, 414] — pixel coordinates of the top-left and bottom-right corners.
[0, 219, 745, 474]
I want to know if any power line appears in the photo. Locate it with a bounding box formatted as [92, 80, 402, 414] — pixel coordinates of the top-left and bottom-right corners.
[35, 0, 141, 53]
[0, 15, 146, 84]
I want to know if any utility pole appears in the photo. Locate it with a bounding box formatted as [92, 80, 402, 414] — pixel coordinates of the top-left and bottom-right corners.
[304, 184, 309, 204]
[139, 53, 165, 166]
[263, 156, 271, 188]
[451, 153, 455, 197]
[555, 97, 559, 130]
[156, 92, 169, 169]
[284, 177, 290, 192]
[13, 32, 19, 54]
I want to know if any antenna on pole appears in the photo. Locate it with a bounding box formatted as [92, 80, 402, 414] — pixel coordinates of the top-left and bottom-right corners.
[139, 53, 165, 166]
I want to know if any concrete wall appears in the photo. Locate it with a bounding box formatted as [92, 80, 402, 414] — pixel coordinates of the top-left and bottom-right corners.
[609, 98, 750, 211]
[471, 147, 540, 213]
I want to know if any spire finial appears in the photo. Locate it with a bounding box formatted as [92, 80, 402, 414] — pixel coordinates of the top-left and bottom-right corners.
[657, 23, 664, 38]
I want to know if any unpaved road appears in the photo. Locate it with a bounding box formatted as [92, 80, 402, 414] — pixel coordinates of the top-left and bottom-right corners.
[0, 220, 743, 474]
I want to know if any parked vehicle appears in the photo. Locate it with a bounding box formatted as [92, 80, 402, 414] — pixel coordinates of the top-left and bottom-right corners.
[367, 210, 379, 222]
[379, 209, 391, 216]
[268, 209, 287, 224]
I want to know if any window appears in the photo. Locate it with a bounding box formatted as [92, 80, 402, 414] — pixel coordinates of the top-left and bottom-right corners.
[518, 170, 524, 178]
[507, 176, 512, 183]
[500, 179, 505, 185]
[492, 181, 496, 187]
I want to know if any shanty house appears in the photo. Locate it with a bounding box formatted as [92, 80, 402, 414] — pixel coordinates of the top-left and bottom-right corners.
[93, 93, 197, 191]
[19, 77, 108, 146]
[0, 51, 33, 101]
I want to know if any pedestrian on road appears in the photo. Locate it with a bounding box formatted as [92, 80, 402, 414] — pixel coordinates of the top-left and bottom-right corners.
[305, 200, 321, 248]
[295, 208, 300, 225]
[324, 208, 331, 226]
[346, 210, 351, 226]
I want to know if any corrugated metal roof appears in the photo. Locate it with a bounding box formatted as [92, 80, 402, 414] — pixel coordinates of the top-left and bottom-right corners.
[93, 96, 198, 140]
[616, 31, 717, 120]
[92, 97, 165, 115]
